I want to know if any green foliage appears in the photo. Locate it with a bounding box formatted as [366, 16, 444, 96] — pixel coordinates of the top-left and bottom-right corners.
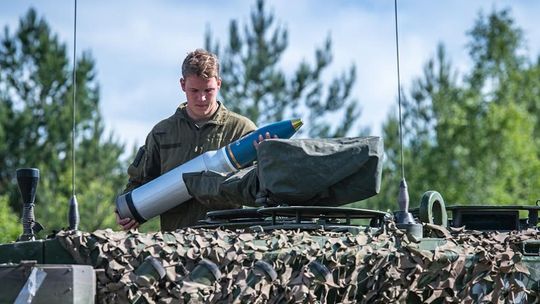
[467, 9, 524, 90]
[205, 0, 364, 138]
[0, 195, 20, 243]
[367, 8, 540, 211]
[0, 9, 126, 233]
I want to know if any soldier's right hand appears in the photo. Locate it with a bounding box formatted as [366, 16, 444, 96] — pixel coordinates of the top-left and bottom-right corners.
[116, 212, 140, 230]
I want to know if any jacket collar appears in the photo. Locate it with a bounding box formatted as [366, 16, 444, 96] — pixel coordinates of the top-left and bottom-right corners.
[176, 101, 229, 126]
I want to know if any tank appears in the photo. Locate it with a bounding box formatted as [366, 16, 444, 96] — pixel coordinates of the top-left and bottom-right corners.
[0, 157, 538, 303]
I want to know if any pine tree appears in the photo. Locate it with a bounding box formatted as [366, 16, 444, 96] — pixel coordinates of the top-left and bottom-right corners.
[0, 9, 126, 234]
[365, 9, 540, 211]
[205, 0, 365, 138]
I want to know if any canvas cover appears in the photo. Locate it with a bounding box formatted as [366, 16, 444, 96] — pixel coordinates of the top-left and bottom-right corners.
[183, 136, 383, 207]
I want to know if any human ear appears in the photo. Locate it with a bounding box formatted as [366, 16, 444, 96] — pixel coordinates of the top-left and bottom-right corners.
[180, 78, 186, 91]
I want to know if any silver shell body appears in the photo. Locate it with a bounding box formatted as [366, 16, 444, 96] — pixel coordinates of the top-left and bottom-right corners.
[116, 147, 235, 221]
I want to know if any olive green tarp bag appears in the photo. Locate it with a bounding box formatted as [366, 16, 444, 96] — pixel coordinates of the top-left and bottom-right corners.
[183, 136, 383, 208]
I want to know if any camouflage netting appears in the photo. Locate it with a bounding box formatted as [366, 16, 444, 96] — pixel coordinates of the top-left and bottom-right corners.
[55, 222, 539, 303]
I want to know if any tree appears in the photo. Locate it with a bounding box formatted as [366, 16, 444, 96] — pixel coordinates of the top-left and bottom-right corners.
[0, 195, 20, 243]
[0, 9, 126, 235]
[205, 0, 365, 138]
[366, 9, 540, 211]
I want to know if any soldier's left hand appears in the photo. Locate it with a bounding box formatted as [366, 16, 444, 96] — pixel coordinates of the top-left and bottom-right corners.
[253, 132, 278, 149]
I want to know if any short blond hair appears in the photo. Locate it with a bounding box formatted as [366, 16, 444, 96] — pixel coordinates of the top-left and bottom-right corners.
[181, 49, 220, 79]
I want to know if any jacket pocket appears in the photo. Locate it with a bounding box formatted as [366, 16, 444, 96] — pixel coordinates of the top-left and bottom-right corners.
[159, 142, 190, 172]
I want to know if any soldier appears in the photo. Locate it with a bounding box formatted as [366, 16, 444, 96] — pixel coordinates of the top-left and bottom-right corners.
[116, 49, 262, 231]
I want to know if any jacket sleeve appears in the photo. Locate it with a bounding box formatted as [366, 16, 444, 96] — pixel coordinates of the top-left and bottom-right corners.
[122, 146, 146, 193]
[142, 129, 162, 184]
[122, 129, 162, 193]
[238, 117, 257, 138]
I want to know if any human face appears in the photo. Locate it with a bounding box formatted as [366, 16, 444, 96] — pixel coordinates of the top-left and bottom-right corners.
[181, 75, 221, 121]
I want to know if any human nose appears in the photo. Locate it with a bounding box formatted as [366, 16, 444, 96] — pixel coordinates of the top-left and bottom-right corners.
[196, 92, 206, 102]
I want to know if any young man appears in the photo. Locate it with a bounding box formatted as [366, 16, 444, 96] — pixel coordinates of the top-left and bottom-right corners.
[117, 49, 257, 231]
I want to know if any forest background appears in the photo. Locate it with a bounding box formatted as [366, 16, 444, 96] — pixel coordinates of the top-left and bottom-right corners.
[1, 1, 539, 241]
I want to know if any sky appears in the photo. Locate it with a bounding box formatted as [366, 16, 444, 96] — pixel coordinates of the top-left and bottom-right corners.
[2, 1, 539, 156]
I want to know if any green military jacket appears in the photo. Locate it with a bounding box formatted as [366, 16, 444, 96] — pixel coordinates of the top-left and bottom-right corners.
[124, 102, 256, 231]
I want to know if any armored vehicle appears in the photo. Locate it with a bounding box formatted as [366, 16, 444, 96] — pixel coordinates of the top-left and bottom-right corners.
[0, 136, 538, 303]
[1, 1, 538, 302]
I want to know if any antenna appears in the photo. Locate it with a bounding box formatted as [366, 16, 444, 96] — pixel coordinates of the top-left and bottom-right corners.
[68, 0, 80, 231]
[392, 0, 420, 237]
[394, 0, 405, 183]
